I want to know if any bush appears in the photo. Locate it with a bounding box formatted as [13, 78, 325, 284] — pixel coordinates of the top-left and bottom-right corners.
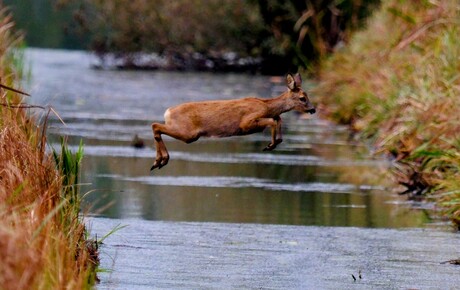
[315, 0, 460, 227]
[55, 0, 379, 73]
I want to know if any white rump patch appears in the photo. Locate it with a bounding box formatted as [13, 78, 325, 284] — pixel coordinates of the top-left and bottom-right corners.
[164, 109, 171, 123]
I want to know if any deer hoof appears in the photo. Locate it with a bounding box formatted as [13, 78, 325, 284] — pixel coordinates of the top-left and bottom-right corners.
[263, 139, 283, 151]
[150, 160, 162, 171]
[151, 155, 170, 171]
[263, 143, 276, 151]
[160, 159, 169, 168]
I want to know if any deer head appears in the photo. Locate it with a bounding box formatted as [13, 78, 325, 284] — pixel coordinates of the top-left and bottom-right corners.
[286, 73, 315, 114]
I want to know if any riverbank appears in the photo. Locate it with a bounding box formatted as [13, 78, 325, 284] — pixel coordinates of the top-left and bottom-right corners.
[0, 9, 97, 289]
[314, 0, 460, 227]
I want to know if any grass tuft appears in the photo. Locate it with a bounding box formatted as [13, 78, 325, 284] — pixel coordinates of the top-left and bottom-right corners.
[0, 5, 98, 289]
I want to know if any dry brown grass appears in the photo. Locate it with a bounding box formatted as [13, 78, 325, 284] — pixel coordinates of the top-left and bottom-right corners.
[0, 7, 97, 289]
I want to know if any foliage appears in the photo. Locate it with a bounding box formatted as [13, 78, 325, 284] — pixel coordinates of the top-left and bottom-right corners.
[314, 0, 460, 227]
[53, 0, 379, 73]
[56, 0, 265, 70]
[256, 0, 380, 72]
[2, 0, 87, 48]
[52, 138, 84, 229]
[0, 6, 97, 288]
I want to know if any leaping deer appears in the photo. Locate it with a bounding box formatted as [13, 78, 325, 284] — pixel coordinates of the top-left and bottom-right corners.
[150, 73, 315, 170]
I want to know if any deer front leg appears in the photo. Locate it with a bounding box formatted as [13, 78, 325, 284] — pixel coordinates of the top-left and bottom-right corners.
[240, 116, 282, 151]
[274, 116, 283, 146]
[263, 116, 283, 151]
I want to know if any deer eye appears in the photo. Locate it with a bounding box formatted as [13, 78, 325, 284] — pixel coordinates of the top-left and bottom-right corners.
[299, 97, 307, 102]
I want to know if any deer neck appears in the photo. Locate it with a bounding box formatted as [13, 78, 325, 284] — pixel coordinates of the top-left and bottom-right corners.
[264, 91, 293, 116]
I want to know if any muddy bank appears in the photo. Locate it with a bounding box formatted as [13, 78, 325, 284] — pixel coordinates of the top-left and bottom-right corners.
[90, 218, 459, 289]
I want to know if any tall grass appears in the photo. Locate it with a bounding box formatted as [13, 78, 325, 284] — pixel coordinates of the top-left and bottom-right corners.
[314, 0, 460, 228]
[53, 138, 84, 222]
[0, 6, 97, 289]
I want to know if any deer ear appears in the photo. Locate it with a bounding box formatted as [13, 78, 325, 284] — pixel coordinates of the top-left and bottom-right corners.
[286, 74, 296, 90]
[294, 73, 302, 88]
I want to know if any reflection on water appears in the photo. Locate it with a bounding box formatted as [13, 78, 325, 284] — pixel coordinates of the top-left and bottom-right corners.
[27, 48, 431, 228]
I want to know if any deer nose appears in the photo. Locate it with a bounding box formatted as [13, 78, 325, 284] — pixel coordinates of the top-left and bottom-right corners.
[308, 108, 316, 114]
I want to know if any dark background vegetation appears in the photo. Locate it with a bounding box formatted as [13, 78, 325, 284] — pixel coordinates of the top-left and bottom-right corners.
[3, 0, 379, 73]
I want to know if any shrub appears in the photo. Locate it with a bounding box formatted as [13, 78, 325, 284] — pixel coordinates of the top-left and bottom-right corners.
[315, 0, 460, 227]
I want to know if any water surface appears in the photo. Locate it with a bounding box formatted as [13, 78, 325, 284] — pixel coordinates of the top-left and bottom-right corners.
[26, 48, 431, 228]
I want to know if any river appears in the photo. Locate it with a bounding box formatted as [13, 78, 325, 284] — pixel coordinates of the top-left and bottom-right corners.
[25, 48, 459, 289]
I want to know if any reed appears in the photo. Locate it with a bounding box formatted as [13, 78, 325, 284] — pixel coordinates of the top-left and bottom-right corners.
[52, 138, 84, 225]
[314, 0, 460, 228]
[0, 7, 97, 289]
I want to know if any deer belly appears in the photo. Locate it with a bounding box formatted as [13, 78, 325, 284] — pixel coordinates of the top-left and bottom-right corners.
[238, 126, 265, 135]
[208, 124, 264, 137]
[201, 119, 242, 138]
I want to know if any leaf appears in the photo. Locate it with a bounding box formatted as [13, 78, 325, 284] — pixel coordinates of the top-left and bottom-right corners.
[97, 223, 128, 245]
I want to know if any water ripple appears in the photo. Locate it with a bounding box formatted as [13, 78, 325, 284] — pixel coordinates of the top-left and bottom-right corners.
[98, 174, 383, 194]
[62, 144, 390, 167]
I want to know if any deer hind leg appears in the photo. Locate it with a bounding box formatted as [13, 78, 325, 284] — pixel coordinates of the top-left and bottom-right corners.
[151, 123, 170, 170]
[150, 122, 201, 170]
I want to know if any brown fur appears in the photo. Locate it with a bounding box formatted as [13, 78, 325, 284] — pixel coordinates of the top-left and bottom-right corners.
[151, 73, 315, 170]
